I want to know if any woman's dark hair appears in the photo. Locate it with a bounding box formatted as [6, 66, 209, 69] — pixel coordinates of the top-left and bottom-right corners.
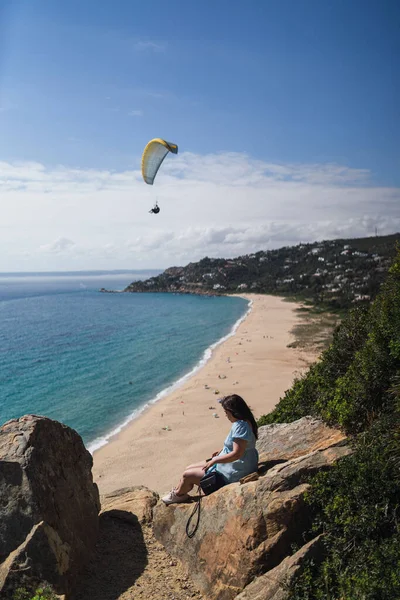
[220, 394, 258, 439]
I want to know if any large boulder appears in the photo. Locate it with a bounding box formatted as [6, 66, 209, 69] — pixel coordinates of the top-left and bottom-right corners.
[0, 415, 100, 598]
[100, 486, 159, 524]
[153, 418, 350, 600]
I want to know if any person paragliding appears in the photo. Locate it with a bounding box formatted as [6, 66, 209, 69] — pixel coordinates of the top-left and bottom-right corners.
[141, 138, 178, 213]
[149, 201, 160, 214]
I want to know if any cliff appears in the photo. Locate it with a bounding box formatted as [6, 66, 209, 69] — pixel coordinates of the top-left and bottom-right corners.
[0, 416, 348, 600]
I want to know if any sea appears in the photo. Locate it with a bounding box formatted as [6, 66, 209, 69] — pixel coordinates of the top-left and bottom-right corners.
[0, 271, 249, 452]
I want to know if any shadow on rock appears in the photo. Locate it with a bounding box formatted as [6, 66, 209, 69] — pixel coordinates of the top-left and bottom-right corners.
[257, 458, 287, 475]
[71, 511, 147, 600]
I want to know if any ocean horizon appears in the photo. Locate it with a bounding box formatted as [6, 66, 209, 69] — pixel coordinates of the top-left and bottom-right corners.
[0, 271, 249, 452]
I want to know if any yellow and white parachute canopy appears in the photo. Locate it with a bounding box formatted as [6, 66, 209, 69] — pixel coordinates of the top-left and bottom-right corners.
[141, 138, 178, 185]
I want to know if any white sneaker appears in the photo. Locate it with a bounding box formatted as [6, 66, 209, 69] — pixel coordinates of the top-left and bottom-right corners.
[162, 489, 190, 505]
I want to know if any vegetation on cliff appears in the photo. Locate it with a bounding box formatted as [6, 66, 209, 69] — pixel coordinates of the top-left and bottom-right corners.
[13, 586, 58, 600]
[124, 233, 399, 312]
[259, 248, 400, 598]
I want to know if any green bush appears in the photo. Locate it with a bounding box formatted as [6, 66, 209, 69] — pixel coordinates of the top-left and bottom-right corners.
[13, 585, 58, 600]
[288, 417, 400, 599]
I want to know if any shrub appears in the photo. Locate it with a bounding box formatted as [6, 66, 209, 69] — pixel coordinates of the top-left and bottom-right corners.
[13, 585, 58, 600]
[287, 417, 400, 599]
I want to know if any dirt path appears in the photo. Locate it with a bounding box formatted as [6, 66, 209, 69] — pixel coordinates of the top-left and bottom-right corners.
[71, 513, 202, 600]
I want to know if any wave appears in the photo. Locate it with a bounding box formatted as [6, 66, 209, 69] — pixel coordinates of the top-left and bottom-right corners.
[87, 297, 252, 454]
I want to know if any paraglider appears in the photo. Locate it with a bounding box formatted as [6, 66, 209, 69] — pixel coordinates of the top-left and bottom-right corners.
[141, 138, 178, 213]
[149, 200, 160, 214]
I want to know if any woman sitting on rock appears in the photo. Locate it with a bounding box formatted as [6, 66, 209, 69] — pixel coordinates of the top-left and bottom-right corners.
[162, 394, 259, 505]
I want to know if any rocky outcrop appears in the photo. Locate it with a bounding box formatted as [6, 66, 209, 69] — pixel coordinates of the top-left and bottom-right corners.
[235, 535, 324, 600]
[257, 416, 346, 462]
[100, 486, 159, 524]
[153, 418, 351, 600]
[0, 415, 100, 598]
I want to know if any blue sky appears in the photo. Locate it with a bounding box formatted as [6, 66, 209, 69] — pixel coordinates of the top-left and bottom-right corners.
[0, 0, 399, 270]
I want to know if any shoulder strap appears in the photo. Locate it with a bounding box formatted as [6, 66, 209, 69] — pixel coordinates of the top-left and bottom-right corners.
[186, 486, 202, 538]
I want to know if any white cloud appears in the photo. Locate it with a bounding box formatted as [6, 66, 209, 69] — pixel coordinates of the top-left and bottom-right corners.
[0, 153, 399, 270]
[134, 40, 166, 52]
[39, 237, 76, 254]
[128, 110, 143, 117]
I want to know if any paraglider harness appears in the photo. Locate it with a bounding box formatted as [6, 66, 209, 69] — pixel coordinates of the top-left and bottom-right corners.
[185, 470, 225, 538]
[149, 201, 160, 214]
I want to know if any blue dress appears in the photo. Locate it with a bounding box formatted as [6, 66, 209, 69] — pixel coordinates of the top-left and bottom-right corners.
[210, 420, 259, 484]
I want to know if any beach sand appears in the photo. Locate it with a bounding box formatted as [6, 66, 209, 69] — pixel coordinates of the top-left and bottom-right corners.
[92, 294, 317, 496]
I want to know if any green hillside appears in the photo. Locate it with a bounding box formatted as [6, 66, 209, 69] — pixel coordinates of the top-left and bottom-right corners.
[124, 233, 400, 312]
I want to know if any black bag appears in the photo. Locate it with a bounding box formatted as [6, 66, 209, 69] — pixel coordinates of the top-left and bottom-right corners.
[199, 470, 225, 495]
[186, 471, 225, 538]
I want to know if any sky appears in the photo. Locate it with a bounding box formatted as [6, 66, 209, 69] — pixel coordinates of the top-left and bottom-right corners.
[0, 0, 399, 271]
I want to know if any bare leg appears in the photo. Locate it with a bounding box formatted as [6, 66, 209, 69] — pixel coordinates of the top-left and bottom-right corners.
[175, 466, 204, 495]
[185, 460, 207, 470]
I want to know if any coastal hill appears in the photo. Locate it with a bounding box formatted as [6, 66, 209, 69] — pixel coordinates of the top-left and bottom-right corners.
[122, 233, 400, 310]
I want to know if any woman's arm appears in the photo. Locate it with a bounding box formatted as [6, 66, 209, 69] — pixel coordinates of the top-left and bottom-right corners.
[203, 440, 246, 471]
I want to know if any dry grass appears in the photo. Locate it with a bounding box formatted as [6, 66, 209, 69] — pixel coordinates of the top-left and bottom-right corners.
[288, 306, 341, 354]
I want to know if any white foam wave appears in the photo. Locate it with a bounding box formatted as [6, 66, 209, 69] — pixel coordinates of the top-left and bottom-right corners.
[87, 297, 252, 454]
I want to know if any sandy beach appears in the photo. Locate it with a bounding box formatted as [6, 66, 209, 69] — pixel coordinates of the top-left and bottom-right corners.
[93, 294, 317, 496]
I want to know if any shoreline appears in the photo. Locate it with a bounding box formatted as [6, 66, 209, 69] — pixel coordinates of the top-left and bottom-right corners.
[92, 294, 318, 496]
[87, 296, 252, 454]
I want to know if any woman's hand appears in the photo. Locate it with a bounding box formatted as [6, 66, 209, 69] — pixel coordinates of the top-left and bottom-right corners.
[203, 458, 216, 472]
[211, 449, 221, 458]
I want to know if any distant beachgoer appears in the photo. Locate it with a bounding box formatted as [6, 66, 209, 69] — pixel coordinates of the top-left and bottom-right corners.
[162, 394, 259, 505]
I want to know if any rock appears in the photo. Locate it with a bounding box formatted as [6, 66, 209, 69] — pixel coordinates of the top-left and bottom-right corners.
[0, 415, 100, 598]
[234, 535, 324, 600]
[0, 521, 68, 596]
[153, 418, 350, 600]
[154, 481, 311, 600]
[100, 486, 159, 524]
[256, 417, 346, 465]
[257, 444, 351, 494]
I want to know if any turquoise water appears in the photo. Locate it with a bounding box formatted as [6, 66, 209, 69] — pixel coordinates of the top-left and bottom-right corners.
[0, 272, 249, 450]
